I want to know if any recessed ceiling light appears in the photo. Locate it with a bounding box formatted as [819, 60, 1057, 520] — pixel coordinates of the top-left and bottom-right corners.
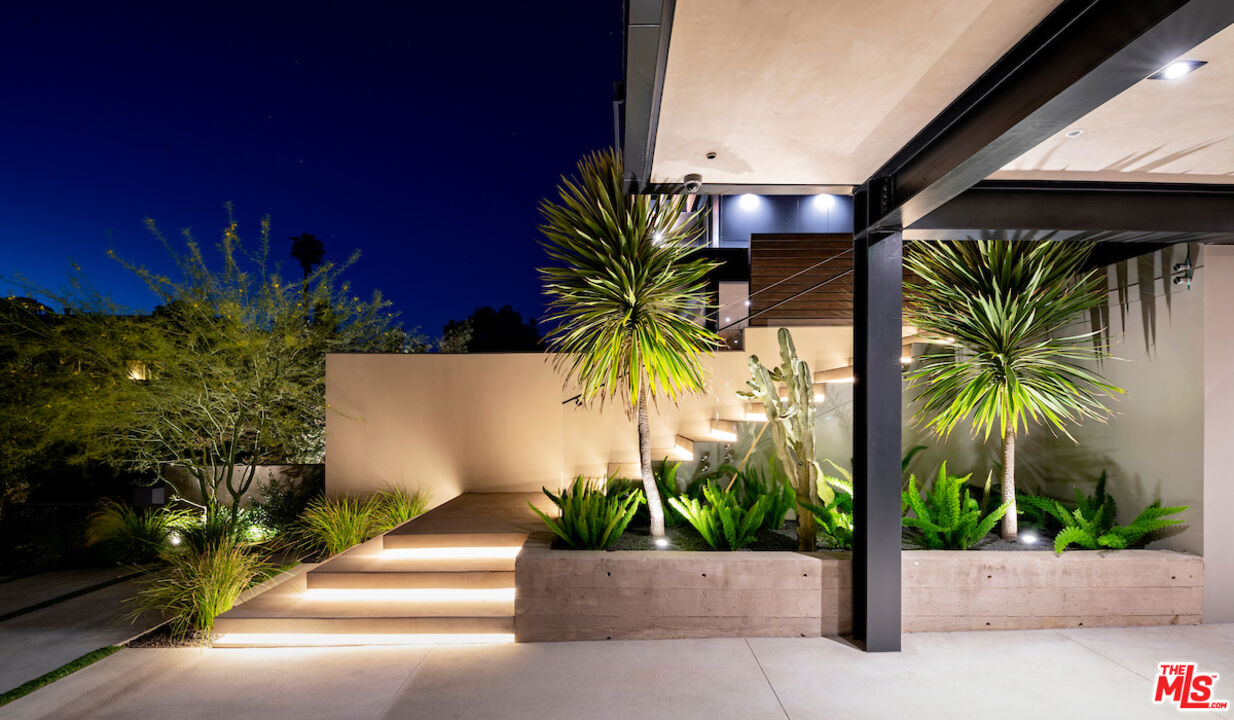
[705, 151, 717, 160]
[1065, 129, 1084, 138]
[1149, 59, 1206, 80]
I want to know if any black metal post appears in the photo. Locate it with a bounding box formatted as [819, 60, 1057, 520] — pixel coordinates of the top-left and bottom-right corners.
[852, 230, 903, 652]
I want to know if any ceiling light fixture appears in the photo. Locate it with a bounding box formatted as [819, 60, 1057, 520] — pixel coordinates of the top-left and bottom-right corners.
[1064, 129, 1084, 138]
[705, 151, 717, 160]
[738, 193, 760, 211]
[1149, 59, 1206, 80]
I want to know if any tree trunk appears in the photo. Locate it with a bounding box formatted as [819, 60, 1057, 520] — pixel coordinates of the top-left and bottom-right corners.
[638, 376, 666, 537]
[1000, 420, 1018, 541]
[795, 461, 818, 552]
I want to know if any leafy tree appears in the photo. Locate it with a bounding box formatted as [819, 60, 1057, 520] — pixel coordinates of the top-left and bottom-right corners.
[4, 210, 420, 523]
[440, 305, 540, 353]
[538, 149, 719, 537]
[289, 232, 325, 280]
[904, 239, 1122, 540]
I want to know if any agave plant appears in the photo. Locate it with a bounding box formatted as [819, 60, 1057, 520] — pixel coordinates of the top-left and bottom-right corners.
[538, 148, 720, 537]
[905, 239, 1123, 540]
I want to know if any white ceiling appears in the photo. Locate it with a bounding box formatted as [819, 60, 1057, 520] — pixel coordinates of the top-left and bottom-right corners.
[651, 0, 1061, 187]
[993, 22, 1234, 184]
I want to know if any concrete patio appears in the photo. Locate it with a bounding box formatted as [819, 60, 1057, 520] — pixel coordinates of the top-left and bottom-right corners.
[4, 624, 1231, 719]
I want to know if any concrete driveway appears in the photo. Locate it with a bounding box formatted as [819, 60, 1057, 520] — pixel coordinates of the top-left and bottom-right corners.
[4, 624, 1232, 719]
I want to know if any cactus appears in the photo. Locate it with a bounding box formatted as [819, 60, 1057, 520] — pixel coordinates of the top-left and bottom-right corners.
[739, 328, 830, 550]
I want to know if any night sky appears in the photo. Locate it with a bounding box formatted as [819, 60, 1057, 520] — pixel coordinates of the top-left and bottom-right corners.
[0, 2, 623, 339]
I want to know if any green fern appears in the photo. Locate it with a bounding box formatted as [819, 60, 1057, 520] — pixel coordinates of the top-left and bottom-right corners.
[531, 476, 644, 550]
[1020, 473, 1187, 553]
[901, 462, 1011, 550]
[669, 482, 769, 550]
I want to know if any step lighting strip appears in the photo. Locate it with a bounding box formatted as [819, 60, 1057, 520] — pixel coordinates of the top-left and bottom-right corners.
[302, 588, 515, 602]
[213, 633, 516, 647]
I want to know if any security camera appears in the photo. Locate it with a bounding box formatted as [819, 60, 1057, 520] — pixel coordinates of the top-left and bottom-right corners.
[683, 173, 703, 193]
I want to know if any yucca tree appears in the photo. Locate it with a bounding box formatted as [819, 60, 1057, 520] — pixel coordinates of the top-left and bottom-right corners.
[538, 149, 720, 537]
[904, 239, 1123, 541]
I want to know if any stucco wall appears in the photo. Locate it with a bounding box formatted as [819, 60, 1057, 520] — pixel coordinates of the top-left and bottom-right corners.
[1203, 246, 1234, 622]
[325, 327, 860, 504]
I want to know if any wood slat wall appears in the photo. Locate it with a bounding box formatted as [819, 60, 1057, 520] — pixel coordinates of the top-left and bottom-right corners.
[749, 234, 855, 326]
[748, 234, 913, 326]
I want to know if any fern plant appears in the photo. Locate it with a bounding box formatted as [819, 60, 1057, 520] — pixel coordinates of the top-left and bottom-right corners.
[1016, 474, 1187, 553]
[669, 482, 770, 550]
[531, 476, 643, 550]
[902, 463, 1011, 550]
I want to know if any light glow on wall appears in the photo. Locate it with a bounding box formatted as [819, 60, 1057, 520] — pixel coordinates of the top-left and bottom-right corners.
[738, 193, 761, 211]
[812, 194, 835, 209]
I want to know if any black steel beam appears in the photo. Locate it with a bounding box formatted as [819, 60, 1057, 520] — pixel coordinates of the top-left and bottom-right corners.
[912, 181, 1234, 236]
[851, 230, 903, 653]
[858, 0, 1234, 238]
[622, 0, 675, 191]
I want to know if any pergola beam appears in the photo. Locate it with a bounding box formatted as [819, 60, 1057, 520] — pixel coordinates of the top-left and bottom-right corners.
[911, 181, 1234, 237]
[856, 0, 1234, 239]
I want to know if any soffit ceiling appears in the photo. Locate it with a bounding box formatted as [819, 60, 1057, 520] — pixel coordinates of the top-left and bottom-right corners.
[651, 0, 1061, 188]
[992, 22, 1234, 184]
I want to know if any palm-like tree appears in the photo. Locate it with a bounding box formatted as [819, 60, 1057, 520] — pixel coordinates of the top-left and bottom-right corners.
[289, 233, 325, 280]
[904, 239, 1122, 541]
[538, 149, 719, 537]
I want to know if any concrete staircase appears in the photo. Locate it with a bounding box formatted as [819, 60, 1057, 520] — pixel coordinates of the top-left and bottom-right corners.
[603, 332, 946, 469]
[213, 494, 547, 647]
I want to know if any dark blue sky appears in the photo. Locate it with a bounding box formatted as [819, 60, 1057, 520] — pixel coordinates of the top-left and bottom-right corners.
[0, 2, 622, 338]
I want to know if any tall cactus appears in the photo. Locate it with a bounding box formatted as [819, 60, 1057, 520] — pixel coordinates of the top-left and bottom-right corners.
[739, 328, 832, 550]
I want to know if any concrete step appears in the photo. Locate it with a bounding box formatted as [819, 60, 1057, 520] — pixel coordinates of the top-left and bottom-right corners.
[382, 532, 527, 550]
[312, 553, 517, 575]
[308, 568, 515, 590]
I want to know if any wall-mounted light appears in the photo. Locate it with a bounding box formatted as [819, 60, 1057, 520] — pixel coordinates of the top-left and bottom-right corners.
[738, 193, 760, 211]
[1149, 59, 1206, 80]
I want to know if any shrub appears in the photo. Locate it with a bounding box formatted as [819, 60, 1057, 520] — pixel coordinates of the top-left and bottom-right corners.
[371, 487, 431, 533]
[531, 477, 643, 550]
[670, 482, 770, 550]
[655, 460, 687, 527]
[249, 473, 323, 537]
[1017, 473, 1187, 553]
[298, 496, 378, 557]
[132, 536, 267, 640]
[902, 463, 1010, 550]
[84, 499, 193, 564]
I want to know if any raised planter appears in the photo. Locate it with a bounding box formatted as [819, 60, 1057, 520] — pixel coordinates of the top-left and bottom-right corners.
[514, 536, 1202, 641]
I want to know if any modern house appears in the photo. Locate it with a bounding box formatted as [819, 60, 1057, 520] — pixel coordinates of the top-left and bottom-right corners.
[217, 0, 1234, 652]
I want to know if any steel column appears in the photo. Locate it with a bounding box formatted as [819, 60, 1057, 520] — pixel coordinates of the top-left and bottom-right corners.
[851, 230, 903, 652]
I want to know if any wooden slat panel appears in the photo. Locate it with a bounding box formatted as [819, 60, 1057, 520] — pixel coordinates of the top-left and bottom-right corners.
[750, 233, 854, 326]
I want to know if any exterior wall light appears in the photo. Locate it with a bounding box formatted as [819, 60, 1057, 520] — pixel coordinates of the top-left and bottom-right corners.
[1149, 60, 1206, 80]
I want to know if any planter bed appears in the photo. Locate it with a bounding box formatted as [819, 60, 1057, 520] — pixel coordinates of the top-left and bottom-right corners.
[514, 535, 1202, 641]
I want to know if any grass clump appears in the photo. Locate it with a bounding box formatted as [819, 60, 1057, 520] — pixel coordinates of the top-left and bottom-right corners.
[532, 476, 643, 550]
[371, 486, 431, 534]
[131, 534, 267, 641]
[84, 498, 193, 564]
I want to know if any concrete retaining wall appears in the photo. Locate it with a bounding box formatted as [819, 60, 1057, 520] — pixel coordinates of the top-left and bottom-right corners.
[514, 545, 1202, 641]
